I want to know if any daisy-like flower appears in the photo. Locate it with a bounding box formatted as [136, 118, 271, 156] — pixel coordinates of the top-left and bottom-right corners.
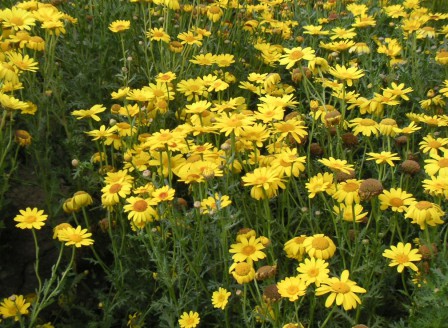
[101, 181, 132, 206]
[7, 52, 38, 72]
[315, 270, 367, 310]
[379, 188, 415, 213]
[422, 176, 448, 198]
[270, 148, 306, 178]
[297, 258, 330, 287]
[382, 242, 422, 273]
[328, 64, 364, 86]
[332, 179, 362, 205]
[242, 166, 285, 200]
[424, 152, 448, 176]
[178, 311, 200, 328]
[151, 186, 175, 203]
[319, 157, 354, 175]
[229, 261, 255, 284]
[13, 207, 48, 230]
[57, 226, 94, 247]
[333, 203, 368, 223]
[72, 104, 106, 121]
[108, 20, 130, 33]
[382, 82, 413, 101]
[405, 201, 445, 230]
[0, 294, 31, 321]
[0, 7, 36, 31]
[229, 236, 266, 263]
[123, 197, 158, 224]
[306, 172, 335, 198]
[146, 27, 170, 43]
[349, 117, 379, 137]
[393, 121, 421, 135]
[284, 235, 308, 260]
[211, 287, 231, 310]
[214, 112, 255, 137]
[278, 46, 316, 69]
[273, 117, 308, 144]
[190, 53, 216, 66]
[303, 234, 337, 260]
[200, 194, 232, 215]
[277, 276, 307, 302]
[367, 151, 400, 166]
[178, 31, 202, 46]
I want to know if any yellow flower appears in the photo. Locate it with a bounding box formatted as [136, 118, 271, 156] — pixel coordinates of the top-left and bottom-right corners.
[303, 234, 336, 260]
[318, 157, 354, 175]
[378, 188, 415, 213]
[72, 104, 106, 121]
[242, 166, 285, 200]
[146, 27, 170, 43]
[284, 235, 307, 260]
[424, 152, 448, 176]
[349, 117, 379, 137]
[0, 294, 31, 321]
[151, 186, 175, 203]
[382, 242, 422, 273]
[333, 204, 368, 223]
[277, 276, 307, 301]
[332, 179, 361, 205]
[211, 287, 231, 310]
[328, 64, 364, 86]
[13, 207, 48, 230]
[367, 151, 401, 166]
[297, 258, 330, 287]
[278, 46, 316, 69]
[200, 194, 231, 214]
[229, 236, 266, 263]
[108, 20, 131, 33]
[0, 7, 36, 31]
[123, 197, 158, 224]
[178, 311, 200, 328]
[57, 226, 94, 247]
[405, 201, 444, 230]
[315, 270, 366, 310]
[14, 129, 32, 147]
[229, 261, 255, 284]
[419, 135, 448, 156]
[305, 172, 335, 198]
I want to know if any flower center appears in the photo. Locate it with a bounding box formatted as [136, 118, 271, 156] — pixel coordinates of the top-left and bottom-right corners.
[428, 140, 441, 148]
[331, 281, 350, 294]
[158, 192, 168, 200]
[343, 182, 358, 192]
[25, 215, 37, 223]
[289, 50, 304, 60]
[389, 197, 404, 207]
[69, 234, 83, 243]
[10, 17, 25, 26]
[438, 158, 448, 168]
[294, 236, 306, 244]
[312, 237, 330, 250]
[235, 262, 251, 275]
[109, 183, 122, 193]
[133, 200, 148, 212]
[359, 118, 376, 126]
[242, 245, 256, 256]
[415, 201, 432, 210]
[286, 285, 299, 295]
[277, 123, 294, 132]
[395, 253, 410, 264]
[308, 268, 319, 277]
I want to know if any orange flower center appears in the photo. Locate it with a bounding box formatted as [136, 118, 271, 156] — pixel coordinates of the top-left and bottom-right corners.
[343, 182, 358, 192]
[359, 118, 376, 126]
[10, 17, 25, 26]
[242, 245, 256, 256]
[308, 268, 319, 277]
[294, 236, 306, 244]
[277, 123, 295, 132]
[438, 158, 448, 168]
[25, 215, 37, 223]
[208, 6, 221, 14]
[235, 262, 251, 275]
[133, 200, 148, 212]
[158, 192, 168, 199]
[331, 281, 350, 294]
[389, 197, 404, 207]
[69, 234, 83, 243]
[289, 50, 304, 60]
[286, 285, 300, 295]
[428, 140, 441, 148]
[395, 253, 410, 264]
[312, 237, 330, 250]
[109, 183, 122, 193]
[415, 201, 432, 210]
[152, 89, 165, 97]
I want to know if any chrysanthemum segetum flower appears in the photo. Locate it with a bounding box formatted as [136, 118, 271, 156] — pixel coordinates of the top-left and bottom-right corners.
[378, 188, 415, 212]
[72, 104, 106, 121]
[382, 242, 422, 273]
[328, 64, 364, 86]
[0, 294, 31, 321]
[278, 46, 316, 69]
[57, 226, 94, 247]
[123, 197, 158, 224]
[305, 172, 335, 198]
[405, 201, 445, 230]
[297, 257, 330, 287]
[303, 234, 337, 260]
[419, 135, 448, 156]
[367, 151, 401, 166]
[333, 203, 368, 223]
[242, 166, 285, 200]
[318, 157, 354, 175]
[277, 276, 307, 302]
[229, 261, 256, 284]
[315, 270, 366, 310]
[13, 207, 48, 230]
[211, 287, 231, 310]
[332, 179, 362, 205]
[229, 236, 266, 263]
[284, 235, 307, 260]
[178, 311, 200, 328]
[108, 20, 131, 33]
[424, 152, 448, 177]
[199, 193, 231, 214]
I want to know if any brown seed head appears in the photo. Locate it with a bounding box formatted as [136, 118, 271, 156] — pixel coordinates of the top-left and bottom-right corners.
[256, 265, 277, 281]
[342, 132, 359, 147]
[309, 142, 324, 157]
[262, 284, 281, 303]
[359, 179, 383, 201]
[395, 135, 408, 147]
[401, 160, 420, 175]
